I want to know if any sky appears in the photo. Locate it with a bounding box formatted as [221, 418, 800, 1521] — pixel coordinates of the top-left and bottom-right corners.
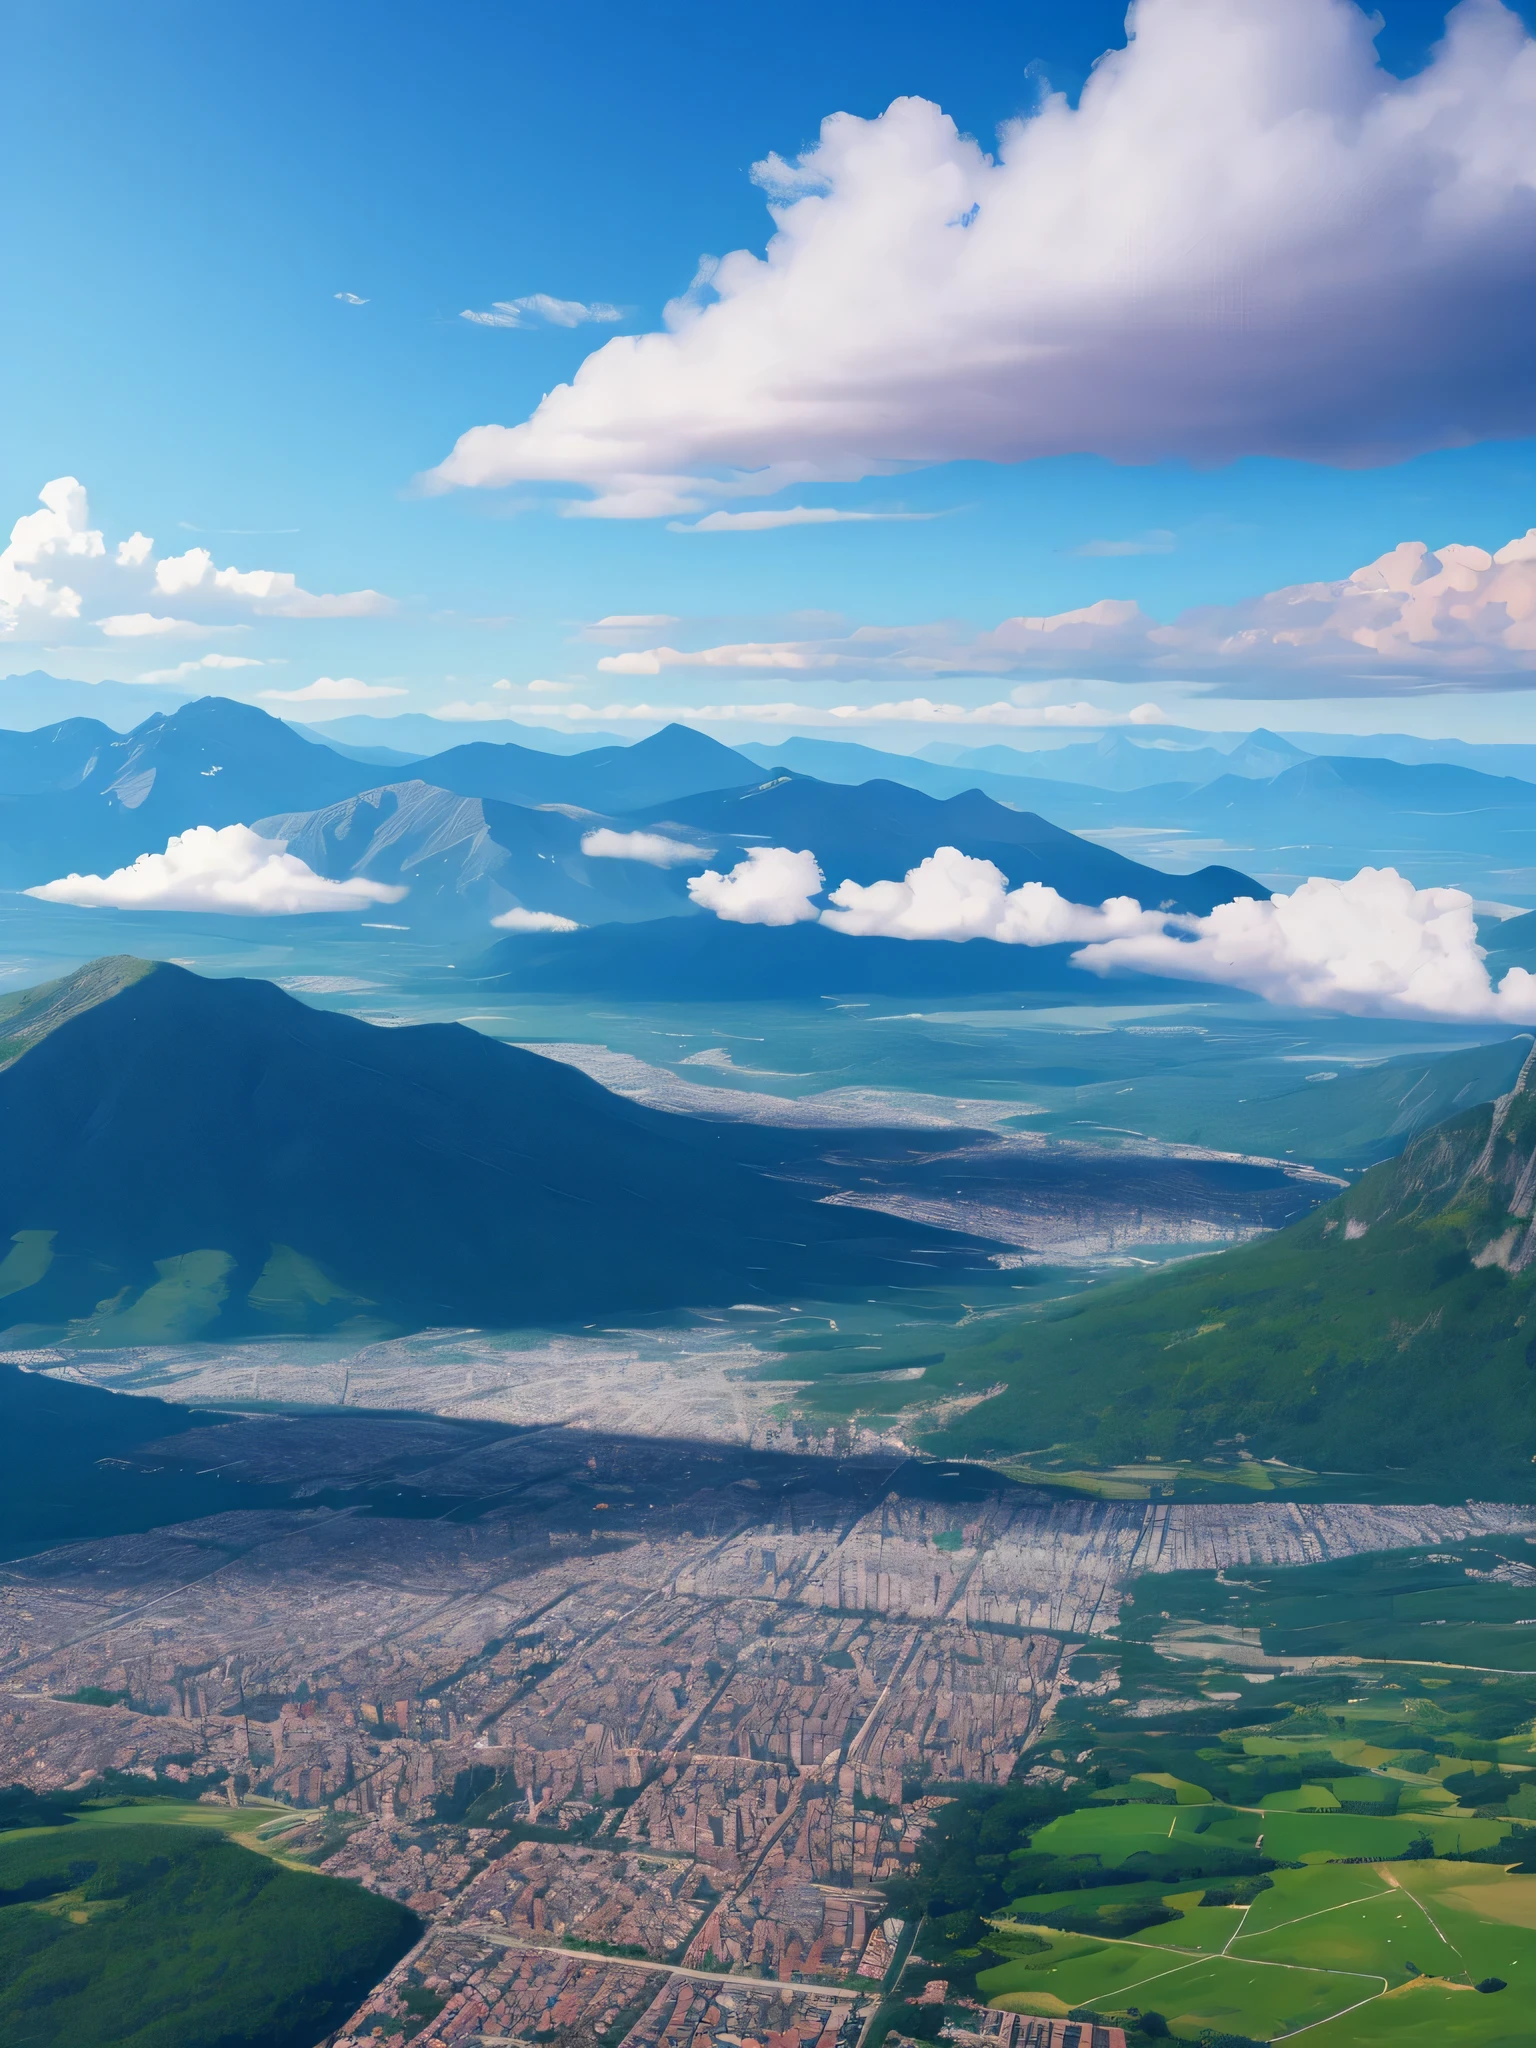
[6, 0, 1536, 749]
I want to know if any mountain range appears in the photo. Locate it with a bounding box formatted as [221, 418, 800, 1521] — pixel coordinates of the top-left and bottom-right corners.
[631, 773, 1255, 910]
[0, 698, 382, 887]
[252, 779, 692, 933]
[935, 1041, 1536, 1496]
[0, 957, 990, 1343]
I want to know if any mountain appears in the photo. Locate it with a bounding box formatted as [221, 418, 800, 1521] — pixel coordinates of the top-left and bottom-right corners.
[468, 911, 1198, 1000]
[252, 780, 693, 932]
[1284, 730, 1536, 784]
[934, 1042, 1536, 1497]
[1136, 754, 1536, 856]
[0, 716, 120, 795]
[921, 730, 1312, 791]
[630, 772, 1260, 912]
[0, 958, 988, 1343]
[288, 730, 427, 768]
[425, 722, 756, 811]
[290, 712, 628, 756]
[0, 670, 198, 729]
[729, 736, 1177, 809]
[0, 698, 380, 887]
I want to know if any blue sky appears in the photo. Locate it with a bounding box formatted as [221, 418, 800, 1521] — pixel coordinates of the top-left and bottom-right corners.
[6, 0, 1536, 744]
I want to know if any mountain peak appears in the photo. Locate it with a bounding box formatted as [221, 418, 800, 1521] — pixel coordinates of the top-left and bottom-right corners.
[0, 956, 157, 1071]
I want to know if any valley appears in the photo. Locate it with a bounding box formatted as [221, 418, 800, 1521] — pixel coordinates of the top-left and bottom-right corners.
[6, 695, 1536, 2048]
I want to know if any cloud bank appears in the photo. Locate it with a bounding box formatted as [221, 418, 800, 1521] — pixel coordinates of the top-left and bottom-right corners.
[26, 825, 409, 915]
[508, 696, 1166, 728]
[580, 828, 715, 866]
[592, 527, 1536, 695]
[687, 846, 824, 924]
[1074, 867, 1536, 1021]
[682, 844, 1536, 1022]
[821, 849, 1164, 945]
[430, 0, 1536, 516]
[0, 478, 393, 643]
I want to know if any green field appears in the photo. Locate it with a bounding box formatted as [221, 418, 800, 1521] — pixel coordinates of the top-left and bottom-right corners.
[986, 1852, 1536, 2041]
[0, 1815, 418, 2048]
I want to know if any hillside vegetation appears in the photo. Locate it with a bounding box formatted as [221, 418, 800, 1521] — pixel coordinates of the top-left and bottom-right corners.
[0, 1819, 417, 2048]
[936, 1048, 1536, 1496]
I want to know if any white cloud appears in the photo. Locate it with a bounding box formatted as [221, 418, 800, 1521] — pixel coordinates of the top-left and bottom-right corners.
[433, 697, 557, 722]
[0, 477, 393, 641]
[98, 614, 210, 639]
[821, 848, 1164, 943]
[586, 613, 681, 635]
[25, 824, 409, 915]
[599, 641, 816, 676]
[490, 676, 576, 695]
[1073, 866, 1536, 1022]
[428, 0, 1536, 515]
[335, 291, 369, 305]
[461, 294, 627, 329]
[673, 507, 936, 533]
[259, 676, 408, 702]
[516, 695, 1166, 727]
[0, 477, 99, 622]
[153, 545, 390, 619]
[580, 828, 715, 866]
[683, 843, 1536, 1023]
[136, 652, 267, 684]
[490, 906, 581, 931]
[687, 845, 824, 924]
[1068, 530, 1176, 558]
[574, 523, 1536, 694]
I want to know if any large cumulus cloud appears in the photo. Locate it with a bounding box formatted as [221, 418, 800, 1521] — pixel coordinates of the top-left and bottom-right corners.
[27, 825, 409, 915]
[1074, 867, 1536, 1020]
[0, 478, 392, 644]
[429, 0, 1536, 517]
[821, 849, 1164, 945]
[683, 842, 1536, 1022]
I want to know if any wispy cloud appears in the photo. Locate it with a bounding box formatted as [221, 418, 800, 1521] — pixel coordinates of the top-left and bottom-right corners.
[136, 652, 267, 684]
[461, 293, 627, 329]
[259, 676, 408, 702]
[98, 614, 214, 639]
[1065, 529, 1176, 558]
[334, 291, 369, 306]
[671, 507, 938, 533]
[503, 696, 1166, 728]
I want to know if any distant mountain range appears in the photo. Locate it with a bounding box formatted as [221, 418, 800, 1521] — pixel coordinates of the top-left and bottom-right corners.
[935, 1041, 1536, 1495]
[634, 773, 1256, 910]
[1076, 754, 1536, 862]
[0, 957, 990, 1343]
[0, 698, 382, 887]
[252, 780, 693, 933]
[740, 729, 1312, 797]
[0, 700, 1268, 958]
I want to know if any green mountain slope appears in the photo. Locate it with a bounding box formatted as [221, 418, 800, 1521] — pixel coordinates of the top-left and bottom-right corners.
[937, 1044, 1536, 1496]
[0, 957, 989, 1344]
